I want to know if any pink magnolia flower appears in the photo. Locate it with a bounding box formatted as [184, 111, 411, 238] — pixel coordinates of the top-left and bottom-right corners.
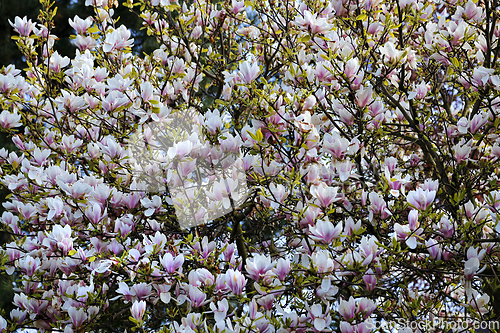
[344, 58, 359, 80]
[309, 219, 342, 244]
[69, 15, 93, 35]
[355, 85, 373, 108]
[339, 297, 356, 321]
[438, 216, 454, 238]
[363, 269, 377, 292]
[368, 192, 392, 220]
[238, 60, 260, 84]
[380, 40, 403, 63]
[273, 258, 291, 281]
[340, 321, 355, 333]
[425, 239, 442, 260]
[85, 203, 106, 225]
[336, 159, 354, 182]
[294, 10, 333, 34]
[344, 217, 362, 236]
[49, 52, 70, 73]
[408, 209, 419, 230]
[302, 95, 317, 111]
[160, 253, 184, 274]
[0, 315, 6, 332]
[187, 286, 207, 307]
[47, 197, 64, 220]
[406, 188, 436, 211]
[226, 269, 246, 295]
[130, 300, 146, 323]
[310, 183, 341, 208]
[453, 140, 472, 163]
[102, 25, 134, 53]
[322, 132, 350, 159]
[18, 255, 40, 277]
[231, 0, 246, 13]
[464, 257, 480, 280]
[67, 306, 87, 328]
[471, 293, 490, 314]
[42, 224, 74, 254]
[0, 111, 22, 129]
[9, 16, 34, 36]
[311, 250, 334, 273]
[246, 254, 274, 281]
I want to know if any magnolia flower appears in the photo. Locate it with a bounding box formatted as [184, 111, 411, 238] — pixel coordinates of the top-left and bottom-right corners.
[464, 257, 480, 280]
[453, 140, 472, 163]
[0, 315, 6, 332]
[246, 254, 274, 281]
[310, 183, 340, 207]
[363, 269, 377, 292]
[471, 293, 490, 314]
[238, 60, 260, 84]
[273, 258, 291, 281]
[380, 41, 403, 62]
[226, 269, 246, 295]
[308, 303, 332, 331]
[0, 111, 22, 129]
[69, 15, 93, 34]
[9, 16, 34, 36]
[294, 10, 332, 34]
[130, 300, 146, 323]
[67, 306, 87, 328]
[210, 299, 229, 330]
[160, 253, 184, 274]
[406, 188, 436, 211]
[339, 297, 356, 321]
[309, 219, 342, 244]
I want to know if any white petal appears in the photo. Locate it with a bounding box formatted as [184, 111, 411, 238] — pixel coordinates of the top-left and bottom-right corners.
[314, 318, 326, 331]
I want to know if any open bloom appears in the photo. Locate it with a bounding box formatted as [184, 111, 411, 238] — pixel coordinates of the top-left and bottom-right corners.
[294, 10, 332, 34]
[238, 60, 260, 84]
[406, 188, 436, 210]
[309, 219, 342, 244]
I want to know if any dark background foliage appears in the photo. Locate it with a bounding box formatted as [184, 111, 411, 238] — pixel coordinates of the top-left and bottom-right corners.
[0, 0, 158, 319]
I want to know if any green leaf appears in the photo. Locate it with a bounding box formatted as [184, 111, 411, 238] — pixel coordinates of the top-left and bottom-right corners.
[299, 35, 311, 43]
[356, 13, 367, 21]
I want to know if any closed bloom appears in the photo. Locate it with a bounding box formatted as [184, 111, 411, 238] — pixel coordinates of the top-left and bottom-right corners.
[363, 269, 377, 292]
[226, 269, 246, 295]
[453, 140, 472, 163]
[339, 297, 356, 321]
[273, 258, 291, 281]
[130, 300, 146, 324]
[464, 257, 480, 280]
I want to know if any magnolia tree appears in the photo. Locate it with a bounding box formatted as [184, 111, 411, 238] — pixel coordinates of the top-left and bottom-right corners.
[1, 0, 500, 331]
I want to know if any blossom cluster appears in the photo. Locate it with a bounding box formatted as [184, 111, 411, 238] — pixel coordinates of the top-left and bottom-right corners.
[0, 0, 500, 332]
